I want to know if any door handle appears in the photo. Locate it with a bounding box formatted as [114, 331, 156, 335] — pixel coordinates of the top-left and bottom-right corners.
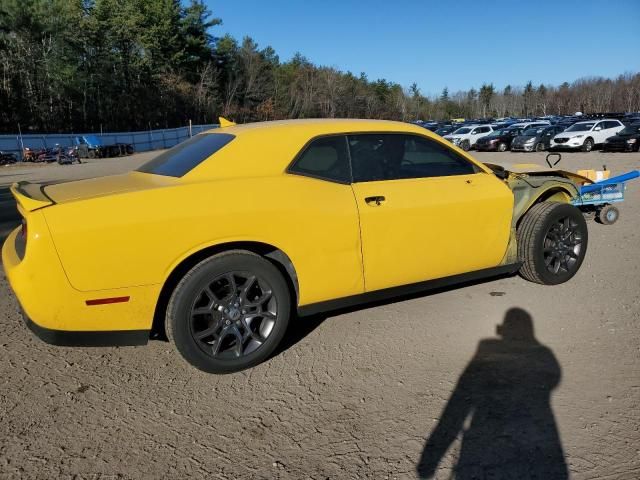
[365, 195, 386, 206]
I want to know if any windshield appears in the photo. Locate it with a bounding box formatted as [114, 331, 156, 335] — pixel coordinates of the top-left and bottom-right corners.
[523, 127, 545, 136]
[435, 128, 452, 135]
[452, 127, 471, 135]
[138, 133, 235, 177]
[487, 129, 505, 136]
[566, 122, 595, 132]
[619, 125, 640, 135]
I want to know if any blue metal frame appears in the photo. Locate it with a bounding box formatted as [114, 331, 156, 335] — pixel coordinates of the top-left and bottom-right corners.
[571, 170, 639, 207]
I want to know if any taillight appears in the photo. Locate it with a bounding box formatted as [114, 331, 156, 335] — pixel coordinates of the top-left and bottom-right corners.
[16, 219, 27, 260]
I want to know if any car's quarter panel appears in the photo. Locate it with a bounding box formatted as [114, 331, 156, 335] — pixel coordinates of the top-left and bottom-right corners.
[1, 213, 159, 332]
[352, 172, 513, 292]
[43, 175, 364, 306]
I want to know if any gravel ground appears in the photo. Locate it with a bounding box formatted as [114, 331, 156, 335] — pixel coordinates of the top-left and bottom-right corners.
[0, 149, 639, 480]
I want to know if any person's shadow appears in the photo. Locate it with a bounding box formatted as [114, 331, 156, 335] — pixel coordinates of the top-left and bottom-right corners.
[417, 308, 567, 479]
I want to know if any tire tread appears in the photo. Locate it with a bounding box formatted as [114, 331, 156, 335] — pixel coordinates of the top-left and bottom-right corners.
[517, 201, 560, 284]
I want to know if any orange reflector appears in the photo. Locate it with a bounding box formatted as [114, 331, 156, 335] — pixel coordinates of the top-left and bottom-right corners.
[85, 296, 130, 306]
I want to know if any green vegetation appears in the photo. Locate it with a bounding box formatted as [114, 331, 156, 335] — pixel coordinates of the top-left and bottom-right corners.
[1, 0, 639, 133]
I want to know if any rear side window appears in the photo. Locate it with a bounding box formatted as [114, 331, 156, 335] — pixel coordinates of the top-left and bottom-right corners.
[138, 133, 235, 177]
[288, 136, 351, 183]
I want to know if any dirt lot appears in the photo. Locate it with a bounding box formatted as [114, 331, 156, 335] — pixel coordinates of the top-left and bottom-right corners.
[0, 150, 639, 479]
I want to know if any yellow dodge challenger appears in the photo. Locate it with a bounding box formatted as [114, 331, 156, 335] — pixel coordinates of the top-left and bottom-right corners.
[3, 119, 590, 373]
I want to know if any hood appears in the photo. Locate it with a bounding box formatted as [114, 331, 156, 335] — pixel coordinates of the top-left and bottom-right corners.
[555, 131, 589, 139]
[43, 171, 178, 204]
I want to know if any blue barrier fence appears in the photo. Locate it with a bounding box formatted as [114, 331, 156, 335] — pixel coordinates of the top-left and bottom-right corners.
[0, 124, 218, 160]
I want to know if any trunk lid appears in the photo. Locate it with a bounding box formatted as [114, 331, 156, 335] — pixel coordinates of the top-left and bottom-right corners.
[43, 171, 177, 204]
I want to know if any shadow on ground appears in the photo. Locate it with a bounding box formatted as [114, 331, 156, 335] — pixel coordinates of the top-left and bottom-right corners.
[417, 307, 567, 479]
[272, 273, 517, 358]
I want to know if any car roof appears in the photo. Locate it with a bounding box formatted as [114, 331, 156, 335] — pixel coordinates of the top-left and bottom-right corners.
[190, 118, 489, 180]
[206, 118, 428, 137]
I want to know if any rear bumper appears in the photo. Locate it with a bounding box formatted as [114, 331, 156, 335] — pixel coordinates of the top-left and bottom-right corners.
[2, 221, 157, 344]
[475, 144, 499, 151]
[511, 144, 535, 152]
[22, 310, 149, 346]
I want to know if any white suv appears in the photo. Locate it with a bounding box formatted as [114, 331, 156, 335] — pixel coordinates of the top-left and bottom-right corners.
[550, 119, 624, 152]
[443, 125, 494, 151]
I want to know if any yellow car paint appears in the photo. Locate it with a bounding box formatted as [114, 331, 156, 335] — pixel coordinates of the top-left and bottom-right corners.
[352, 173, 512, 291]
[2, 118, 539, 337]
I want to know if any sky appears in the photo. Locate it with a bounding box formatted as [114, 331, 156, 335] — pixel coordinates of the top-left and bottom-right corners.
[206, 0, 640, 96]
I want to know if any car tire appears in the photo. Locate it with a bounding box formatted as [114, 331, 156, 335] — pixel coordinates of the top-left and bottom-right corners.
[166, 251, 291, 374]
[460, 140, 470, 151]
[517, 202, 588, 285]
[498, 142, 507, 152]
[597, 205, 619, 225]
[581, 138, 594, 152]
[535, 142, 545, 152]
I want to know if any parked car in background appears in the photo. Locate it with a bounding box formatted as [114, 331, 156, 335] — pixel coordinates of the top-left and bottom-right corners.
[443, 124, 494, 151]
[512, 125, 566, 152]
[550, 119, 624, 152]
[509, 121, 551, 130]
[622, 115, 640, 125]
[475, 127, 524, 152]
[602, 121, 640, 152]
[434, 125, 458, 137]
[0, 151, 18, 165]
[74, 135, 134, 159]
[74, 135, 103, 158]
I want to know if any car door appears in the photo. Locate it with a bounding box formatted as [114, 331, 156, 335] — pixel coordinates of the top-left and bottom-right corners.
[285, 135, 366, 302]
[607, 120, 624, 137]
[471, 126, 491, 145]
[591, 122, 607, 143]
[349, 133, 514, 292]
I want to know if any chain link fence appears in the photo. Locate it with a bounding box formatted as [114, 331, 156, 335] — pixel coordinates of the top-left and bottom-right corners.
[0, 124, 219, 160]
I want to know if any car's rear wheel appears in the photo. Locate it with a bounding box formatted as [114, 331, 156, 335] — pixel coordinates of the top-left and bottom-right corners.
[497, 142, 507, 152]
[166, 251, 291, 373]
[582, 138, 594, 152]
[517, 202, 588, 285]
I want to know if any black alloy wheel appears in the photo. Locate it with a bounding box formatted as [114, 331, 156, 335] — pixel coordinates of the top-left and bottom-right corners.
[189, 271, 277, 359]
[541, 216, 585, 276]
[166, 251, 291, 373]
[517, 202, 588, 285]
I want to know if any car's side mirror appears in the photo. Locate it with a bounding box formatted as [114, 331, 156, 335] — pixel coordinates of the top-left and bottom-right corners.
[594, 127, 602, 131]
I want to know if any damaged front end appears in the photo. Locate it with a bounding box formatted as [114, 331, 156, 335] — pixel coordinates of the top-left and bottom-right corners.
[484, 162, 592, 265]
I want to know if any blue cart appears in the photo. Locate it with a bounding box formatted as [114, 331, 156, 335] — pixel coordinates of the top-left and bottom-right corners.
[571, 170, 640, 225]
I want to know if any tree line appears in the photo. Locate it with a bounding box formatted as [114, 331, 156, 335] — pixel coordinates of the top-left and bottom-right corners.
[1, 0, 639, 134]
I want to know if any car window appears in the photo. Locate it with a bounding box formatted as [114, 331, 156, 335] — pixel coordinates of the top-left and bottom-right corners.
[349, 134, 478, 182]
[289, 135, 351, 183]
[138, 133, 235, 177]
